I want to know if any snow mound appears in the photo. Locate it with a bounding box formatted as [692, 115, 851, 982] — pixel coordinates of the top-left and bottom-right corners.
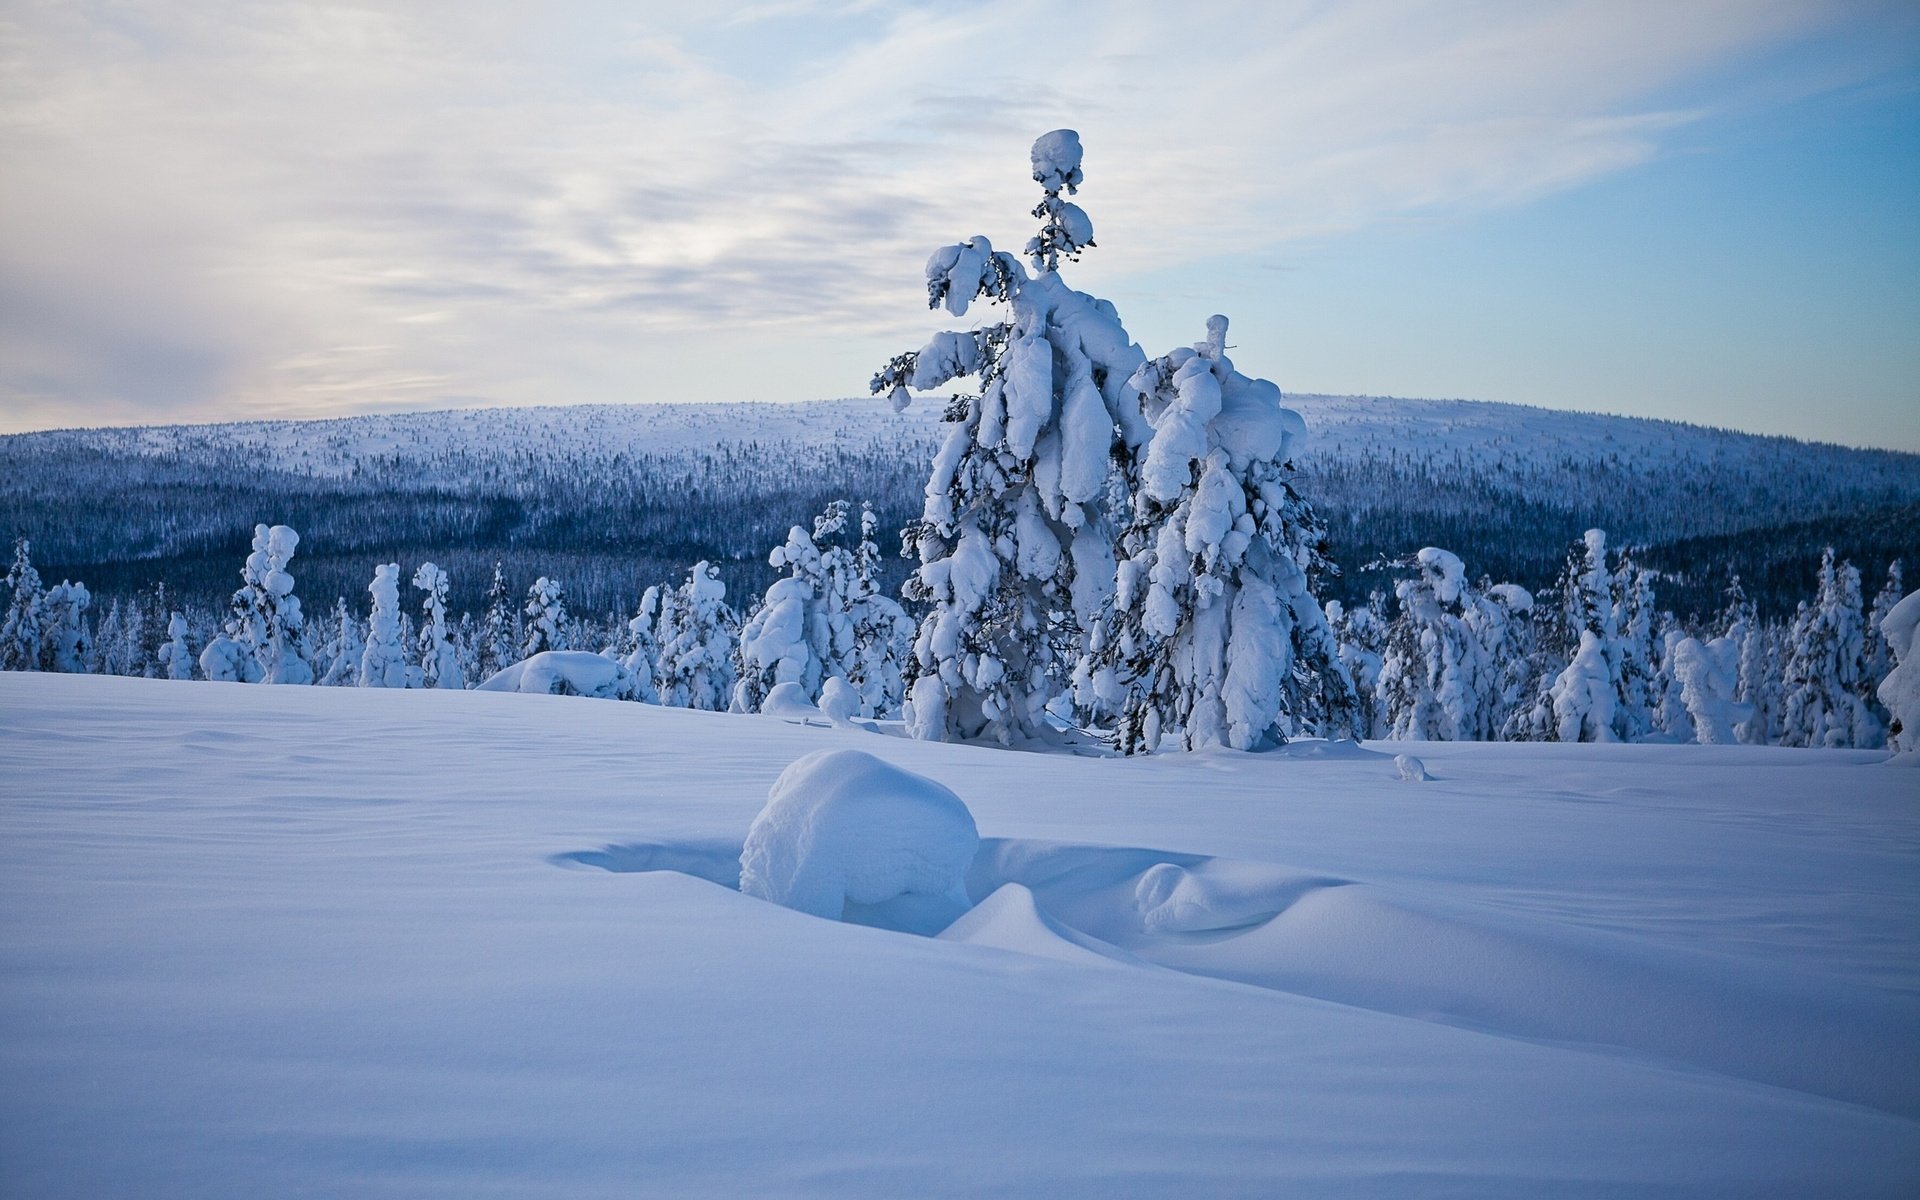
[477, 651, 640, 700]
[937, 882, 1137, 967]
[1395, 753, 1431, 782]
[1134, 860, 1330, 934]
[760, 680, 821, 720]
[739, 750, 979, 935]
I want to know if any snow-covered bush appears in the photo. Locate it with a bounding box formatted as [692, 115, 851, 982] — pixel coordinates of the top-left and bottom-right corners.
[1876, 589, 1920, 754]
[521, 577, 568, 657]
[874, 130, 1153, 745]
[477, 650, 645, 700]
[0, 537, 45, 672]
[358, 563, 412, 688]
[739, 749, 979, 935]
[412, 562, 464, 690]
[40, 580, 92, 673]
[160, 612, 196, 681]
[1089, 316, 1357, 753]
[1672, 635, 1752, 745]
[654, 561, 736, 711]
[1780, 548, 1882, 749]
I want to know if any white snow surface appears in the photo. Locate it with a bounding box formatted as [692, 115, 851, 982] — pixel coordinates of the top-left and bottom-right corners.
[2, 673, 1917, 1198]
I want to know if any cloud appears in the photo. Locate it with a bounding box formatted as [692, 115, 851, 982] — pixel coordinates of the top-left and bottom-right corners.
[0, 0, 1900, 429]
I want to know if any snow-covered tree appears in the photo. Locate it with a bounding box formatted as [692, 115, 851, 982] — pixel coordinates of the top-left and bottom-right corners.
[1780, 547, 1882, 748]
[1375, 549, 1531, 743]
[1548, 630, 1617, 742]
[873, 130, 1155, 745]
[1719, 574, 1780, 746]
[847, 503, 913, 718]
[1327, 595, 1389, 739]
[412, 562, 464, 690]
[477, 563, 519, 681]
[160, 612, 196, 681]
[1650, 628, 1693, 741]
[1518, 530, 1632, 742]
[317, 598, 364, 686]
[40, 580, 92, 673]
[1877, 589, 1920, 754]
[1672, 634, 1751, 745]
[1865, 560, 1904, 718]
[734, 500, 911, 719]
[654, 561, 736, 711]
[1611, 553, 1659, 741]
[358, 563, 411, 688]
[225, 524, 312, 685]
[614, 586, 664, 704]
[1086, 316, 1357, 753]
[522, 576, 568, 657]
[1, 537, 46, 672]
[93, 598, 145, 677]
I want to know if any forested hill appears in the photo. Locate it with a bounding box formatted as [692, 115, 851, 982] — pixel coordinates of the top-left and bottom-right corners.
[3, 395, 1914, 621]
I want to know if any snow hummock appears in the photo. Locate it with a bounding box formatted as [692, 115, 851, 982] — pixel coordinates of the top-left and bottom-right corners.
[739, 749, 980, 935]
[477, 650, 641, 700]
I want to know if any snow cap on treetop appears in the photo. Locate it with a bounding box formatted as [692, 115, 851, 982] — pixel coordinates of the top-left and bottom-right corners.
[1031, 129, 1084, 193]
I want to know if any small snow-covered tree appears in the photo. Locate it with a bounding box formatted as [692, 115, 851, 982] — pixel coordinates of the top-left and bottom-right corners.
[477, 563, 518, 680]
[1672, 634, 1751, 745]
[160, 612, 196, 681]
[1327, 595, 1389, 739]
[522, 576, 568, 657]
[1650, 627, 1693, 741]
[1548, 630, 1617, 742]
[873, 130, 1156, 745]
[225, 524, 312, 685]
[1, 538, 46, 672]
[1865, 560, 1904, 719]
[358, 563, 412, 688]
[655, 561, 736, 711]
[848, 503, 913, 718]
[614, 586, 664, 704]
[412, 562, 464, 690]
[1780, 547, 1882, 748]
[1611, 553, 1659, 741]
[1376, 549, 1530, 743]
[1876, 589, 1920, 754]
[40, 580, 92, 673]
[1088, 316, 1357, 753]
[317, 598, 364, 686]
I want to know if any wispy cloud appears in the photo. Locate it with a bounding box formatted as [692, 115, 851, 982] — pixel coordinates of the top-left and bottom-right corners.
[0, 0, 1900, 429]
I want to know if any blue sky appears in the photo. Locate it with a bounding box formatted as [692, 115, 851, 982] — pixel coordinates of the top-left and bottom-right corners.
[1, 1, 1915, 449]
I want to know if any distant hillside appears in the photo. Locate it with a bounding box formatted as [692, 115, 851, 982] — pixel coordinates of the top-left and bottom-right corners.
[2, 396, 1914, 622]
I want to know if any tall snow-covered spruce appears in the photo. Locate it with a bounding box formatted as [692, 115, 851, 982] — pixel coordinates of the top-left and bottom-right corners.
[873, 130, 1350, 751]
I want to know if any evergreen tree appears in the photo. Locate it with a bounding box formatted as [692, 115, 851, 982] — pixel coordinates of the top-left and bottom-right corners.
[40, 580, 93, 673]
[318, 598, 364, 686]
[412, 562, 464, 690]
[1327, 595, 1388, 739]
[1, 537, 46, 671]
[160, 612, 196, 681]
[477, 562, 518, 680]
[225, 524, 312, 684]
[1089, 316, 1357, 752]
[358, 563, 411, 688]
[655, 561, 736, 711]
[873, 130, 1153, 745]
[1780, 547, 1882, 748]
[522, 577, 568, 657]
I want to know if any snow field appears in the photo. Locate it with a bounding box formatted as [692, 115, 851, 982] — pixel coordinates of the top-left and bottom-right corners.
[1, 673, 1917, 1197]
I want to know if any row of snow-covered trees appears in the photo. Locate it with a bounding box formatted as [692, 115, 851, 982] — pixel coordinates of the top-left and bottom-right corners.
[1330, 531, 1910, 750]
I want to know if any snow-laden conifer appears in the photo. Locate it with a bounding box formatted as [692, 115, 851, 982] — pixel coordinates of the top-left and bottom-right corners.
[317, 598, 364, 686]
[41, 580, 92, 673]
[1549, 630, 1617, 742]
[873, 130, 1154, 745]
[412, 562, 464, 690]
[477, 563, 518, 681]
[1327, 596, 1389, 739]
[224, 524, 312, 684]
[358, 563, 411, 688]
[161, 612, 196, 681]
[1780, 547, 1882, 748]
[1877, 589, 1920, 754]
[1088, 316, 1358, 752]
[615, 586, 664, 704]
[1376, 549, 1529, 742]
[655, 561, 736, 711]
[1672, 634, 1751, 745]
[1, 538, 46, 672]
[522, 577, 568, 657]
